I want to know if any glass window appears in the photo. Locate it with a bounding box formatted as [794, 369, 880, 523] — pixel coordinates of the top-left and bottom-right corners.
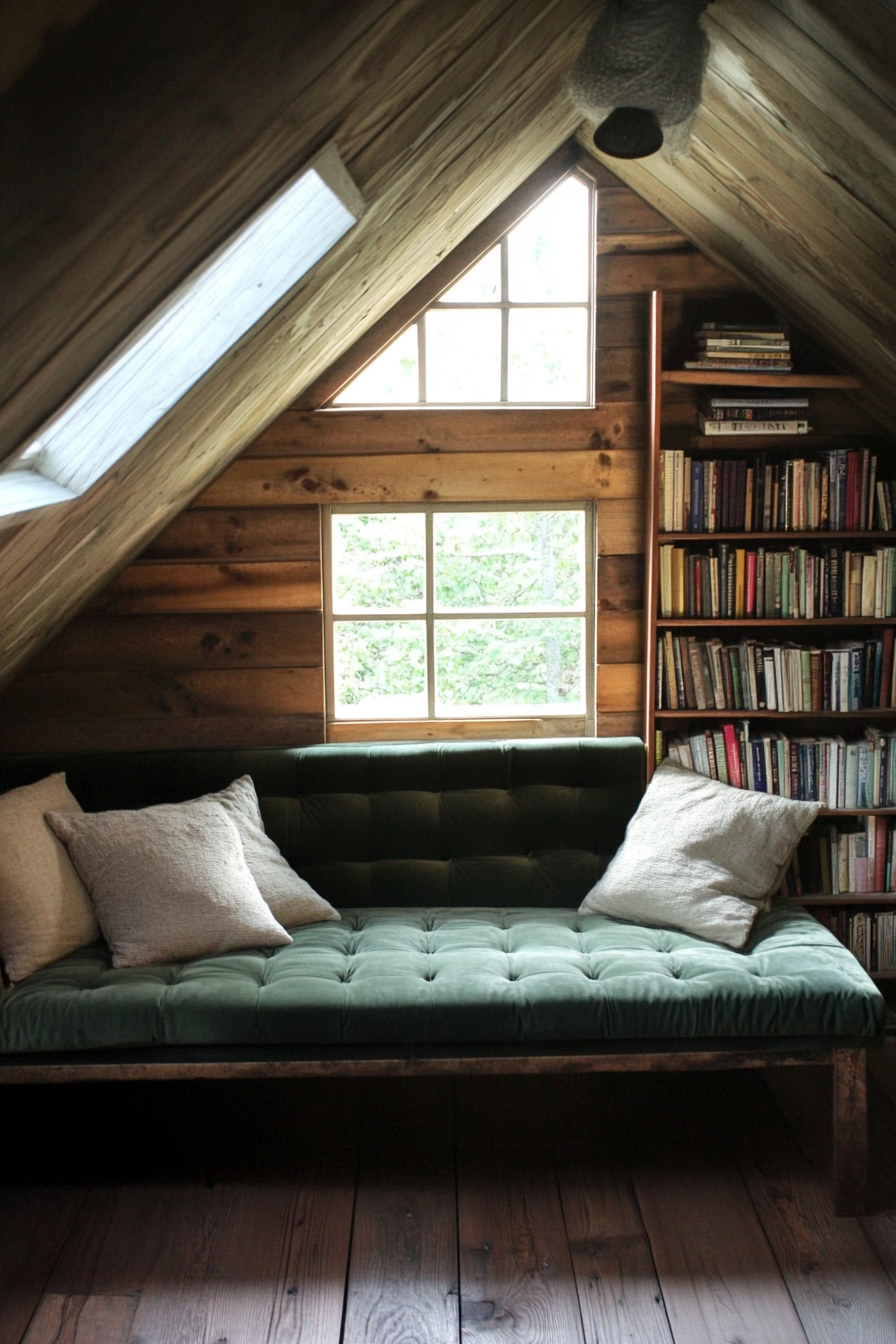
[1, 144, 363, 519]
[326, 504, 593, 724]
[334, 173, 594, 407]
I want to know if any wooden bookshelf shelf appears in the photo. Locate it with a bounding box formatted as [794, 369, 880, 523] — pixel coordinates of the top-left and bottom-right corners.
[659, 531, 894, 542]
[817, 808, 896, 817]
[691, 436, 848, 449]
[661, 370, 861, 388]
[792, 894, 896, 906]
[654, 710, 896, 720]
[655, 616, 896, 627]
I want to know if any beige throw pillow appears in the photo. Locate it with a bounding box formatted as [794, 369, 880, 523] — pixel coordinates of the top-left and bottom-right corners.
[0, 773, 100, 982]
[208, 776, 339, 928]
[579, 759, 821, 949]
[45, 798, 291, 968]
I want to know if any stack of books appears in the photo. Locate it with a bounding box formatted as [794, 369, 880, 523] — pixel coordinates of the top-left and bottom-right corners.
[685, 323, 793, 374]
[697, 394, 809, 435]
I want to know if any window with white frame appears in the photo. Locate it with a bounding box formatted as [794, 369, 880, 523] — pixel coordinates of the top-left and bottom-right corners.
[333, 174, 594, 407]
[325, 503, 594, 727]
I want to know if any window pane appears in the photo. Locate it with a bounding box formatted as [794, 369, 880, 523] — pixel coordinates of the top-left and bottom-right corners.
[425, 310, 501, 403]
[508, 176, 590, 302]
[435, 617, 585, 715]
[507, 308, 589, 403]
[334, 326, 418, 404]
[24, 153, 359, 498]
[439, 246, 501, 302]
[434, 511, 585, 610]
[332, 513, 425, 613]
[334, 621, 427, 718]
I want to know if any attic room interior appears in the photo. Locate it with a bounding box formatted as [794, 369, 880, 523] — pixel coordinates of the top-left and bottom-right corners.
[3, 0, 896, 1340]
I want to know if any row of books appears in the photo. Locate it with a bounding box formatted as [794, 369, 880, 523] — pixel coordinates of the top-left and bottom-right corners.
[699, 395, 809, 425]
[658, 543, 896, 620]
[810, 909, 896, 973]
[684, 323, 793, 374]
[662, 724, 896, 809]
[780, 817, 896, 897]
[656, 631, 896, 713]
[658, 448, 884, 534]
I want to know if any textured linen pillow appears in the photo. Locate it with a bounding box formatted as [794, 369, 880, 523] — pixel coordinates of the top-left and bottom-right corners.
[45, 798, 292, 968]
[207, 776, 340, 928]
[579, 759, 821, 949]
[0, 773, 100, 982]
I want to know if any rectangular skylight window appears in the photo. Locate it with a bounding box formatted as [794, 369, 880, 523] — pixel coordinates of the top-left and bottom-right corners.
[2, 143, 363, 516]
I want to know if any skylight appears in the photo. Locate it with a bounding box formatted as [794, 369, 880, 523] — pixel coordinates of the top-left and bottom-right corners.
[1, 143, 363, 518]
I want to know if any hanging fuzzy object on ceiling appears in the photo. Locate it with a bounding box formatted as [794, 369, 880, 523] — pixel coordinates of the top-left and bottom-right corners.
[568, 0, 713, 160]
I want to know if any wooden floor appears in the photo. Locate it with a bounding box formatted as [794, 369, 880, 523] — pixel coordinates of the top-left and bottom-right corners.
[4, 1049, 896, 1343]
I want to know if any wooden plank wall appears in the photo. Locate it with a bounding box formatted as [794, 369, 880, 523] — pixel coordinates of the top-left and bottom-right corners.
[0, 162, 755, 751]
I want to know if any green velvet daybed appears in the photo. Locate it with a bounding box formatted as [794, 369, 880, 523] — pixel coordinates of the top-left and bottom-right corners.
[0, 738, 884, 1215]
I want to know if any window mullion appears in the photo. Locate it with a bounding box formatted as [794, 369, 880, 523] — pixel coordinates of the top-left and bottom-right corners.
[426, 511, 436, 716]
[417, 317, 426, 403]
[500, 236, 509, 404]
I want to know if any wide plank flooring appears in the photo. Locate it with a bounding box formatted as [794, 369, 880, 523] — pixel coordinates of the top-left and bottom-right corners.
[4, 1049, 896, 1344]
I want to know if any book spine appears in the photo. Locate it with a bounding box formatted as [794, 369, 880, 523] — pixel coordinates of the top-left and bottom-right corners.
[698, 418, 809, 435]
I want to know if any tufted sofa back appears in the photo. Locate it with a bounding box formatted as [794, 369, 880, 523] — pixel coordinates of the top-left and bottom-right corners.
[0, 738, 645, 910]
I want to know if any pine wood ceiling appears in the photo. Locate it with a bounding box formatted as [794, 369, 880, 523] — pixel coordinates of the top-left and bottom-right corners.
[580, 0, 896, 428]
[0, 0, 894, 692]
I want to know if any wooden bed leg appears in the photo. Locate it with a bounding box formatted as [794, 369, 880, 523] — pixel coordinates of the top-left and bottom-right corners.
[832, 1048, 868, 1217]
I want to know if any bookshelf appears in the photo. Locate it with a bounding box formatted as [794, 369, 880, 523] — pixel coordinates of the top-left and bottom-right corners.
[644, 290, 896, 982]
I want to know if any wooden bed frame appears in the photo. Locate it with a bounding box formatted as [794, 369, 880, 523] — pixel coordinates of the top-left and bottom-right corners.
[0, 1041, 869, 1217]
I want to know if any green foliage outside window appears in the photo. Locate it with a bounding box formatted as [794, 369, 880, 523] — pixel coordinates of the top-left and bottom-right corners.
[331, 508, 588, 719]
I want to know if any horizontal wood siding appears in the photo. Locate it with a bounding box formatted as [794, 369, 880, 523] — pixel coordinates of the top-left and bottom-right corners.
[0, 505, 323, 751]
[0, 159, 764, 750]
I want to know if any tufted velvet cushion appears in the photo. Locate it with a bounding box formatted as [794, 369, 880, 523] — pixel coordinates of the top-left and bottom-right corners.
[0, 740, 645, 912]
[258, 740, 643, 909]
[0, 905, 883, 1054]
[0, 740, 885, 1060]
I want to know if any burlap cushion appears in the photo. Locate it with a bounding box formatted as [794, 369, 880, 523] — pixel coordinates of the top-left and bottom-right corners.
[208, 776, 339, 928]
[46, 798, 291, 968]
[580, 759, 821, 949]
[0, 773, 100, 982]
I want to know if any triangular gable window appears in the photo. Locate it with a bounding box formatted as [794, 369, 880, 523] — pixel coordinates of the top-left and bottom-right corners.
[0, 145, 363, 519]
[334, 174, 593, 407]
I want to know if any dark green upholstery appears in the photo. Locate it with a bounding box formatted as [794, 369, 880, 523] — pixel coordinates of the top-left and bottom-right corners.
[0, 738, 886, 1055]
[0, 739, 644, 910]
[0, 905, 882, 1054]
